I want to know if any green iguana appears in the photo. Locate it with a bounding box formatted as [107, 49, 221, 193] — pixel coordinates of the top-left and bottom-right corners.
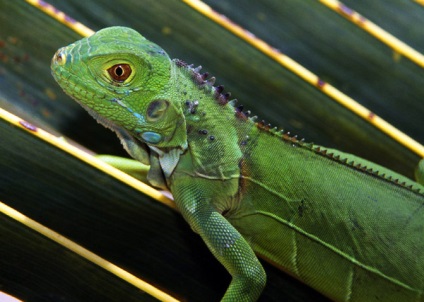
[51, 27, 424, 302]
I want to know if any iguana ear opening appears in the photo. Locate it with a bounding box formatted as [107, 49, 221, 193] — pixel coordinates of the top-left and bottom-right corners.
[128, 104, 188, 149]
[146, 99, 169, 122]
[134, 101, 188, 150]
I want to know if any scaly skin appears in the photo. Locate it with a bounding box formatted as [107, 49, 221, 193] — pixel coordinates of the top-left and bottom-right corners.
[51, 27, 424, 301]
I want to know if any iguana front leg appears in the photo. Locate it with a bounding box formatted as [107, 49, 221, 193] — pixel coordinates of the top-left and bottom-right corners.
[171, 176, 266, 302]
[96, 155, 150, 182]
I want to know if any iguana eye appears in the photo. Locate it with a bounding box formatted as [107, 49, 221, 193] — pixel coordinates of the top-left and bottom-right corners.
[107, 64, 132, 82]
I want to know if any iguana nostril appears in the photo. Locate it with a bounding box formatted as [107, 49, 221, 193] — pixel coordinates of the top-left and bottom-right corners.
[53, 49, 66, 65]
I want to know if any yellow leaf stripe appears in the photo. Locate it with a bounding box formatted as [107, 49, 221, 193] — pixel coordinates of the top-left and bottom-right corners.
[25, 0, 94, 37]
[0, 199, 179, 302]
[319, 0, 424, 68]
[414, 0, 424, 7]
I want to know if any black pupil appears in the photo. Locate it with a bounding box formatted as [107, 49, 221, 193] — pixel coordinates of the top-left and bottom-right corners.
[107, 64, 131, 82]
[115, 66, 123, 76]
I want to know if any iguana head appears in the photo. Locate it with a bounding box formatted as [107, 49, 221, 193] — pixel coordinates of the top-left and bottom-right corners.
[51, 26, 187, 149]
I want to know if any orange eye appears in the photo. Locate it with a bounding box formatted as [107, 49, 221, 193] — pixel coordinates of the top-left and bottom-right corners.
[107, 64, 132, 82]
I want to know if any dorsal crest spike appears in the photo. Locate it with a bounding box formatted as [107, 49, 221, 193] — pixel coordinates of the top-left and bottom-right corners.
[215, 85, 224, 93]
[235, 103, 250, 121]
[304, 142, 314, 149]
[175, 60, 220, 93]
[218, 97, 229, 105]
[228, 99, 238, 107]
[207, 77, 216, 85]
[201, 72, 209, 80]
[310, 150, 422, 194]
[175, 59, 187, 67]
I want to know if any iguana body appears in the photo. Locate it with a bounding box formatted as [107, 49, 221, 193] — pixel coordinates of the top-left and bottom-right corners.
[51, 27, 424, 301]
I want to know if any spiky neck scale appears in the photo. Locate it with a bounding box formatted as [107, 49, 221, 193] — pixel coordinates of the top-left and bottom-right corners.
[173, 59, 306, 151]
[172, 59, 423, 195]
[169, 59, 247, 180]
[173, 59, 305, 146]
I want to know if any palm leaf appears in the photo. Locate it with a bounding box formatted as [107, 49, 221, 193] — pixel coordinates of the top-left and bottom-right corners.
[1, 1, 423, 301]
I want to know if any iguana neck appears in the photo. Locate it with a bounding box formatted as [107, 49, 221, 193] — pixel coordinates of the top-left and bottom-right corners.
[170, 59, 243, 180]
[171, 59, 423, 195]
